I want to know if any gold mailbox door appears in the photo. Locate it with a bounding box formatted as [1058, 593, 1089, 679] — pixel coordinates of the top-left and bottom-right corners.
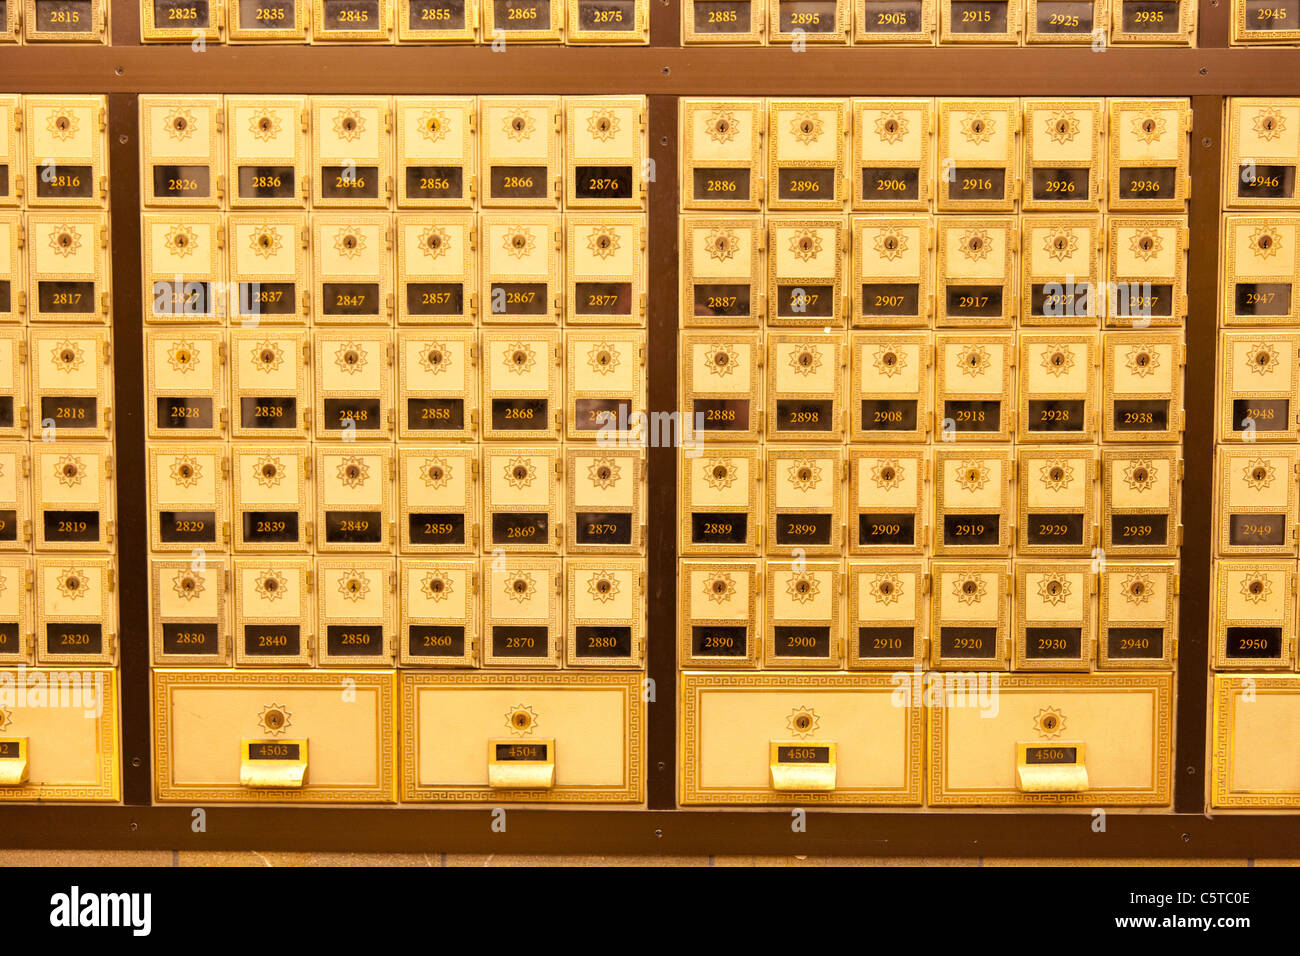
[567, 447, 644, 554]
[566, 214, 645, 325]
[227, 213, 309, 325]
[316, 559, 396, 666]
[935, 216, 1016, 327]
[764, 561, 842, 669]
[483, 446, 560, 553]
[140, 95, 225, 207]
[148, 445, 228, 554]
[1224, 99, 1300, 208]
[27, 213, 109, 323]
[848, 446, 927, 555]
[480, 329, 560, 441]
[934, 447, 1012, 556]
[680, 215, 764, 328]
[565, 96, 647, 210]
[1017, 448, 1096, 557]
[852, 216, 932, 329]
[1218, 332, 1298, 443]
[30, 327, 111, 440]
[1014, 561, 1094, 671]
[847, 560, 927, 670]
[399, 446, 478, 554]
[766, 447, 844, 557]
[399, 560, 478, 667]
[311, 97, 393, 207]
[35, 557, 115, 666]
[929, 559, 1010, 670]
[33, 442, 112, 552]
[142, 212, 225, 324]
[482, 557, 562, 668]
[1107, 99, 1191, 211]
[314, 330, 394, 440]
[480, 213, 562, 325]
[1097, 562, 1177, 670]
[565, 558, 644, 668]
[24, 96, 106, 207]
[230, 445, 311, 553]
[397, 213, 478, 325]
[679, 559, 760, 668]
[936, 99, 1018, 209]
[1222, 216, 1300, 326]
[767, 217, 846, 327]
[226, 96, 308, 208]
[395, 97, 477, 208]
[1020, 215, 1102, 326]
[232, 558, 314, 666]
[852, 99, 933, 210]
[0, 556, 33, 663]
[1103, 331, 1184, 444]
[315, 446, 394, 554]
[767, 333, 843, 442]
[680, 446, 761, 556]
[151, 559, 229, 666]
[479, 97, 561, 207]
[313, 213, 393, 326]
[767, 100, 847, 211]
[679, 99, 764, 210]
[934, 332, 1013, 442]
[1017, 332, 1098, 442]
[397, 331, 478, 441]
[1106, 216, 1188, 329]
[850, 332, 931, 443]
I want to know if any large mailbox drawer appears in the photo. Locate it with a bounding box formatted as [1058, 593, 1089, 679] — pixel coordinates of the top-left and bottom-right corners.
[152, 669, 397, 803]
[679, 672, 923, 806]
[0, 668, 118, 802]
[1212, 675, 1300, 809]
[401, 672, 644, 803]
[928, 673, 1173, 807]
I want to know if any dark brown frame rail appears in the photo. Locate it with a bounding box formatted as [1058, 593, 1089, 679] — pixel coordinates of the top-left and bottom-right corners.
[0, 0, 1291, 857]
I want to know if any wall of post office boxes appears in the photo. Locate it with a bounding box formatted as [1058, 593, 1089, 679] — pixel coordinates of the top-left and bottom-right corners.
[1211, 98, 1300, 809]
[138, 93, 647, 804]
[0, 93, 122, 802]
[677, 96, 1185, 806]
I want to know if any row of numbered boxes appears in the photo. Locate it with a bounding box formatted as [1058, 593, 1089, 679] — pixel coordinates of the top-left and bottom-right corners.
[139, 212, 645, 325]
[681, 671, 1173, 806]
[678, 560, 1178, 671]
[681, 446, 1181, 556]
[682, 215, 1188, 327]
[139, 95, 646, 209]
[145, 329, 644, 440]
[0, 666, 1175, 805]
[150, 557, 645, 668]
[0, 96, 107, 207]
[679, 98, 1191, 212]
[684, 0, 1194, 44]
[682, 331, 1185, 444]
[143, 0, 649, 44]
[148, 444, 644, 553]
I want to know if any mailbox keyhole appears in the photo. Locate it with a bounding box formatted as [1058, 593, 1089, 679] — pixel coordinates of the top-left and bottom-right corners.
[597, 466, 611, 480]
[346, 579, 361, 594]
[65, 576, 79, 591]
[963, 581, 977, 596]
[1264, 116, 1277, 132]
[258, 117, 273, 133]
[514, 712, 530, 729]
[180, 576, 195, 593]
[260, 348, 276, 364]
[1047, 581, 1061, 596]
[258, 234, 271, 248]
[61, 348, 76, 363]
[58, 232, 73, 249]
[597, 118, 611, 132]
[343, 349, 359, 366]
[513, 578, 528, 594]
[428, 466, 442, 481]
[1250, 580, 1264, 595]
[263, 577, 278, 593]
[56, 115, 70, 132]
[178, 464, 193, 479]
[882, 351, 897, 367]
[63, 463, 79, 479]
[798, 467, 812, 482]
[1139, 237, 1153, 252]
[966, 468, 980, 483]
[1259, 234, 1273, 251]
[173, 116, 188, 132]
[343, 235, 357, 250]
[430, 579, 444, 593]
[342, 117, 356, 132]
[512, 235, 526, 249]
[512, 350, 527, 365]
[597, 350, 611, 366]
[1254, 466, 1269, 482]
[513, 465, 528, 480]
[1054, 237, 1067, 251]
[714, 351, 729, 366]
[427, 350, 442, 366]
[174, 233, 187, 249]
[427, 234, 441, 250]
[1131, 582, 1145, 597]
[597, 580, 611, 594]
[794, 714, 811, 731]
[1133, 467, 1148, 482]
[176, 350, 190, 364]
[1051, 351, 1066, 367]
[512, 117, 526, 132]
[884, 119, 898, 135]
[883, 236, 898, 251]
[714, 236, 730, 253]
[800, 120, 814, 135]
[715, 119, 730, 135]
[1050, 467, 1064, 482]
[798, 237, 813, 253]
[262, 463, 278, 479]
[711, 579, 727, 595]
[346, 465, 360, 480]
[1042, 714, 1058, 731]
[968, 237, 982, 253]
[266, 710, 284, 729]
[878, 581, 893, 595]
[881, 467, 895, 482]
[712, 465, 728, 480]
[1142, 119, 1156, 134]
[796, 580, 810, 594]
[798, 351, 813, 367]
[427, 118, 440, 133]
[1258, 351, 1272, 366]
[1135, 352, 1150, 368]
[1056, 120, 1069, 135]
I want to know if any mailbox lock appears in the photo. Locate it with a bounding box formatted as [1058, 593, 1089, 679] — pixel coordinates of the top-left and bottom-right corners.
[1048, 465, 1066, 484]
[53, 113, 73, 136]
[176, 573, 200, 596]
[427, 463, 444, 483]
[508, 706, 535, 733]
[261, 707, 287, 733]
[596, 464, 614, 483]
[1040, 711, 1060, 734]
[792, 712, 814, 734]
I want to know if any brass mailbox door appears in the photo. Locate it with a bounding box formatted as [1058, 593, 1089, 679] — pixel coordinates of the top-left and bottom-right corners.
[855, 0, 935, 41]
[934, 332, 1014, 442]
[1020, 215, 1103, 326]
[847, 560, 927, 669]
[852, 99, 933, 210]
[394, 97, 477, 208]
[939, 0, 1022, 41]
[0, 328, 25, 439]
[142, 212, 225, 324]
[479, 97, 561, 208]
[24, 96, 106, 207]
[482, 557, 562, 668]
[229, 329, 310, 439]
[227, 213, 309, 325]
[680, 445, 761, 556]
[1107, 99, 1191, 212]
[1110, 0, 1193, 42]
[32, 442, 112, 552]
[566, 213, 645, 325]
[764, 561, 842, 669]
[0, 444, 29, 552]
[678, 559, 760, 668]
[27, 212, 109, 323]
[1221, 215, 1300, 326]
[567, 447, 644, 554]
[398, 0, 477, 40]
[1097, 561, 1177, 670]
[765, 447, 844, 557]
[151, 559, 229, 666]
[849, 332, 931, 443]
[481, 0, 562, 40]
[935, 98, 1019, 209]
[1103, 331, 1184, 444]
[231, 557, 314, 666]
[483, 447, 560, 553]
[935, 216, 1017, 327]
[225, 96, 309, 207]
[934, 447, 1012, 556]
[0, 556, 32, 664]
[1022, 99, 1102, 210]
[315, 446, 394, 553]
[30, 327, 111, 439]
[1013, 561, 1094, 671]
[929, 559, 1010, 670]
[766, 333, 844, 442]
[313, 330, 394, 440]
[1024, 1, 1101, 44]
[399, 446, 478, 554]
[680, 331, 762, 443]
[140, 95, 225, 207]
[480, 213, 562, 325]
[399, 560, 478, 667]
[312, 0, 392, 42]
[767, 100, 847, 211]
[228, 0, 309, 40]
[142, 0, 225, 40]
[396, 212, 478, 325]
[230, 444, 311, 553]
[312, 212, 393, 326]
[35, 557, 115, 665]
[565, 331, 646, 442]
[767, 217, 846, 327]
[316, 558, 396, 667]
[148, 445, 228, 554]
[1017, 447, 1097, 557]
[1216, 447, 1298, 557]
[851, 216, 932, 328]
[565, 558, 644, 668]
[565, 96, 646, 209]
[683, 0, 765, 40]
[1105, 216, 1188, 328]
[848, 446, 927, 555]
[480, 329, 560, 441]
[679, 99, 764, 210]
[1224, 99, 1300, 209]
[1212, 560, 1296, 670]
[311, 97, 393, 207]
[1211, 676, 1300, 809]
[397, 330, 477, 441]
[1102, 447, 1181, 557]
[567, 0, 649, 41]
[1017, 332, 1098, 443]
[769, 0, 850, 42]
[1218, 332, 1299, 443]
[680, 215, 764, 328]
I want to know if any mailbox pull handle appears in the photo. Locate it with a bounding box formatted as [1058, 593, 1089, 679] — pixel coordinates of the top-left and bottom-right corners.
[769, 741, 837, 792]
[487, 739, 555, 789]
[0, 738, 28, 787]
[1016, 742, 1088, 793]
[240, 739, 308, 789]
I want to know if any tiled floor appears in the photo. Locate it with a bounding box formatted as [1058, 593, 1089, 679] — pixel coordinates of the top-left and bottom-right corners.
[0, 851, 1269, 866]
